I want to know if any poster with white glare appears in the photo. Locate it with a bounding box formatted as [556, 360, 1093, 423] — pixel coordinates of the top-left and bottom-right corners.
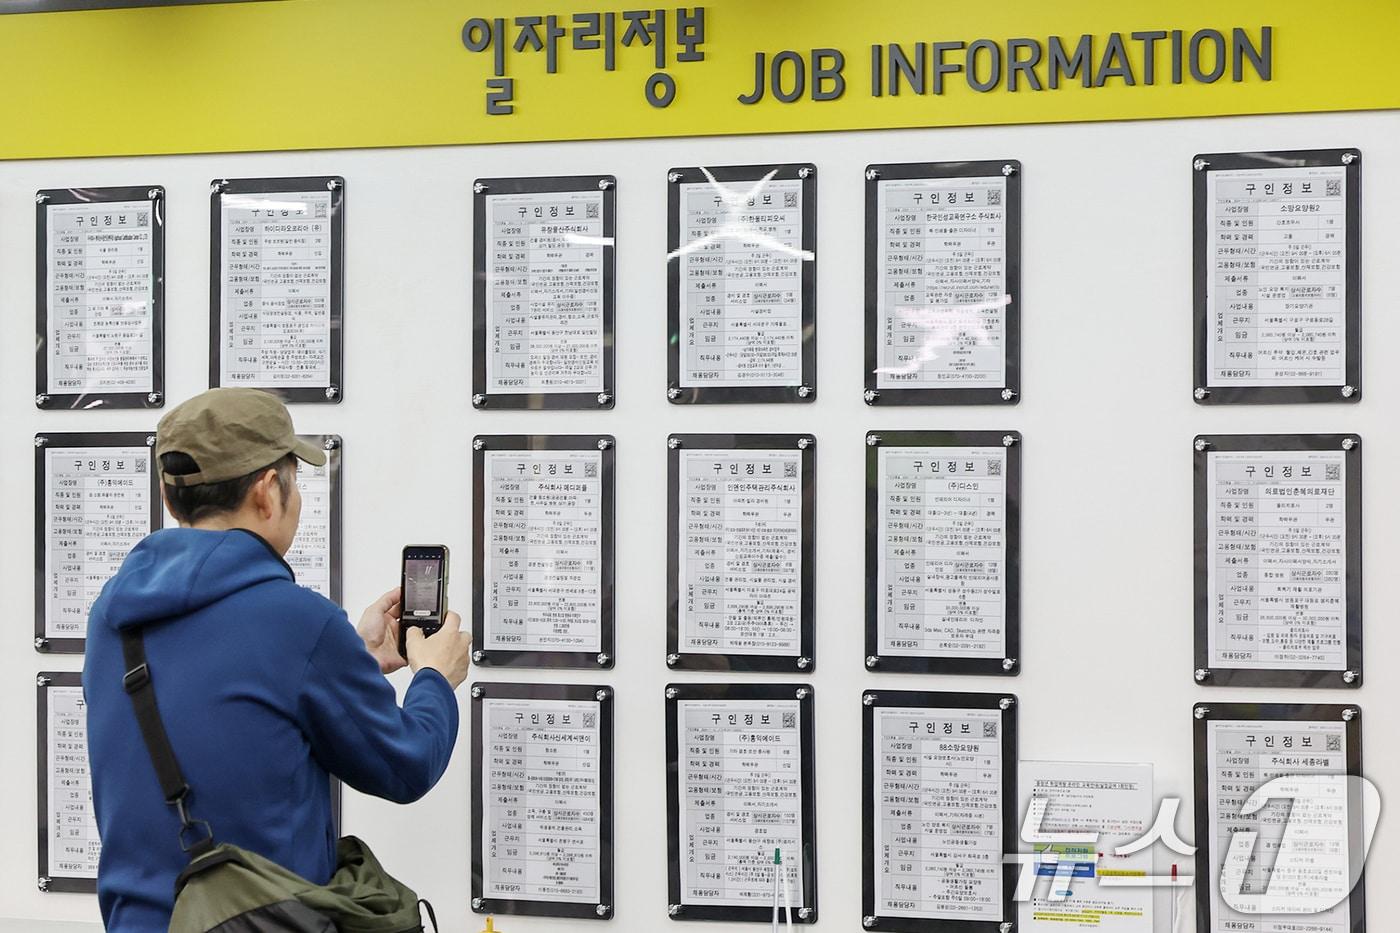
[471, 683, 614, 919]
[865, 161, 1021, 406]
[473, 175, 616, 410]
[666, 684, 817, 923]
[1193, 149, 1361, 405]
[35, 433, 159, 654]
[866, 432, 1021, 676]
[862, 691, 1017, 932]
[284, 435, 341, 603]
[666, 434, 815, 672]
[37, 186, 164, 410]
[211, 177, 344, 403]
[38, 673, 99, 893]
[1194, 435, 1361, 688]
[667, 164, 817, 404]
[473, 436, 615, 669]
[1193, 704, 1365, 933]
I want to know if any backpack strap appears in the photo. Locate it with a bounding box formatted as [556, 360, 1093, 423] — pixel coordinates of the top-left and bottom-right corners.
[121, 627, 217, 858]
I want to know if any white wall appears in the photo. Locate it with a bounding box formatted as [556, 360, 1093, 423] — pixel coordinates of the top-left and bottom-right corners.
[1, 110, 1395, 931]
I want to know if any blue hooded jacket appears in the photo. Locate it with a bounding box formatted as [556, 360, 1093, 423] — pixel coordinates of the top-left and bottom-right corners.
[82, 528, 459, 932]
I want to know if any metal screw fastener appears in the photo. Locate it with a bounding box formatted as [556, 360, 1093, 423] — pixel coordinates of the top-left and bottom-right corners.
[472, 650, 485, 663]
[865, 168, 880, 181]
[1002, 163, 1017, 176]
[327, 178, 341, 191]
[34, 637, 48, 651]
[1342, 437, 1357, 451]
[146, 435, 156, 447]
[795, 687, 810, 700]
[668, 904, 682, 917]
[38, 876, 50, 893]
[596, 905, 611, 917]
[665, 687, 678, 700]
[325, 385, 339, 400]
[999, 697, 1015, 710]
[596, 652, 611, 666]
[797, 908, 813, 921]
[472, 898, 485, 910]
[147, 391, 162, 405]
[148, 188, 162, 200]
[1194, 668, 1213, 682]
[323, 436, 340, 451]
[597, 392, 612, 406]
[1194, 387, 1209, 400]
[1343, 708, 1358, 722]
[1193, 158, 1210, 171]
[863, 693, 877, 707]
[1002, 658, 1017, 672]
[863, 918, 876, 930]
[597, 438, 613, 451]
[999, 923, 1014, 933]
[797, 385, 813, 398]
[1002, 434, 1018, 447]
[668, 437, 682, 450]
[866, 434, 881, 447]
[37, 674, 51, 687]
[1194, 706, 1210, 720]
[796, 656, 811, 670]
[471, 685, 483, 699]
[666, 653, 680, 667]
[473, 438, 486, 451]
[34, 436, 47, 448]
[473, 182, 487, 194]
[472, 393, 486, 408]
[211, 179, 228, 194]
[598, 177, 614, 190]
[1342, 385, 1356, 399]
[797, 437, 811, 450]
[1342, 152, 1358, 165]
[36, 192, 49, 204]
[35, 394, 49, 407]
[798, 166, 813, 179]
[1001, 388, 1017, 402]
[1343, 670, 1359, 684]
[1194, 438, 1210, 452]
[596, 689, 612, 703]
[865, 655, 880, 669]
[667, 386, 681, 400]
[863, 389, 879, 404]
[668, 172, 682, 184]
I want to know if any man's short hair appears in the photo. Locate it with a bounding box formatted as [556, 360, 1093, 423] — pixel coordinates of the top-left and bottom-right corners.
[161, 452, 297, 525]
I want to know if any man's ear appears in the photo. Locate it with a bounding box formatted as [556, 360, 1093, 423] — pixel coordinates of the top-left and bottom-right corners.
[250, 467, 282, 519]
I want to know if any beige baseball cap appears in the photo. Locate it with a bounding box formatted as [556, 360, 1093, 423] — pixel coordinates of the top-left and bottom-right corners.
[155, 388, 326, 487]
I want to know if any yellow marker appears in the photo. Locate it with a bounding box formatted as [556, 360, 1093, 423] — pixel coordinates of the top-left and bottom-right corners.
[480, 917, 500, 933]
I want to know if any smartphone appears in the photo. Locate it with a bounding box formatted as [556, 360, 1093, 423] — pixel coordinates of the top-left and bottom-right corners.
[399, 545, 449, 658]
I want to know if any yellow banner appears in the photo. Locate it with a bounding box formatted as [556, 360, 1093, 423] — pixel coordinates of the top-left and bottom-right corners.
[0, 0, 1395, 160]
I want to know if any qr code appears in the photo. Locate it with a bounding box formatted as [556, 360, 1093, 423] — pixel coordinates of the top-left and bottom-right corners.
[988, 458, 1002, 477]
[585, 461, 599, 478]
[137, 212, 149, 227]
[784, 461, 798, 478]
[784, 191, 799, 209]
[1326, 179, 1342, 198]
[586, 202, 600, 219]
[1327, 734, 1342, 752]
[135, 460, 147, 474]
[583, 713, 596, 729]
[1326, 463, 1341, 482]
[983, 721, 998, 738]
[987, 188, 1002, 206]
[782, 713, 797, 729]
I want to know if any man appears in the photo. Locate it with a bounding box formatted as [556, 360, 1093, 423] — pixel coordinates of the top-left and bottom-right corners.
[83, 388, 472, 931]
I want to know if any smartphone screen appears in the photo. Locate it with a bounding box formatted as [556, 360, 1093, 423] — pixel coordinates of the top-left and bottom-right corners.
[403, 558, 443, 619]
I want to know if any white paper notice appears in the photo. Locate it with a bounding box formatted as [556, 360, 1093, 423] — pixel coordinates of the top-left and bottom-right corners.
[45, 445, 152, 641]
[877, 446, 1007, 658]
[678, 699, 806, 908]
[1019, 761, 1153, 932]
[876, 176, 1008, 390]
[285, 451, 333, 599]
[482, 696, 602, 903]
[486, 189, 607, 395]
[873, 706, 1003, 921]
[484, 448, 603, 652]
[679, 448, 803, 656]
[46, 685, 100, 880]
[46, 200, 156, 396]
[1206, 166, 1347, 387]
[220, 190, 333, 389]
[1207, 450, 1346, 671]
[1206, 720, 1351, 933]
[678, 177, 806, 388]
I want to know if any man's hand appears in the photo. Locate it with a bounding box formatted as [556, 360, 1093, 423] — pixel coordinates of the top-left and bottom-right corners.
[405, 610, 472, 689]
[357, 587, 406, 675]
